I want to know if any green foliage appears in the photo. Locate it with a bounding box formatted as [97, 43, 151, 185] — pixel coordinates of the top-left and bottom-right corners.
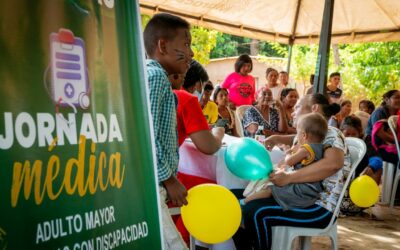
[210, 34, 287, 58]
[259, 42, 288, 57]
[290, 45, 315, 94]
[340, 42, 400, 103]
[210, 34, 250, 58]
[141, 15, 151, 30]
[290, 45, 318, 87]
[190, 27, 219, 65]
[212, 34, 239, 57]
[289, 41, 400, 105]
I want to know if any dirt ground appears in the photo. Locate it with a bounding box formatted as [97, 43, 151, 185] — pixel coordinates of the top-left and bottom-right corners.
[305, 205, 400, 250]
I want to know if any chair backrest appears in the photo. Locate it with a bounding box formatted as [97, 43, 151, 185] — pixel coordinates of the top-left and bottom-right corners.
[325, 137, 366, 230]
[388, 115, 400, 155]
[235, 105, 252, 137]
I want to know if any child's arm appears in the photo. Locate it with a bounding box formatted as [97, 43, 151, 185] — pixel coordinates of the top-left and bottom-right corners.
[275, 100, 288, 133]
[263, 134, 295, 151]
[244, 188, 272, 204]
[284, 146, 311, 166]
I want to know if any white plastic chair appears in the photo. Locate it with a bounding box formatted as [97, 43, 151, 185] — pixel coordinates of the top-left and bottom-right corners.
[271, 137, 366, 250]
[235, 105, 252, 137]
[387, 115, 400, 209]
[380, 161, 395, 204]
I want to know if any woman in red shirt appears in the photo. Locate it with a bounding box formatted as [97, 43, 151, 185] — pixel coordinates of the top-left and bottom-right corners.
[221, 54, 255, 108]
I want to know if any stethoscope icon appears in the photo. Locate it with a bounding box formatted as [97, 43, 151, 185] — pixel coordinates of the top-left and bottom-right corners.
[43, 64, 91, 125]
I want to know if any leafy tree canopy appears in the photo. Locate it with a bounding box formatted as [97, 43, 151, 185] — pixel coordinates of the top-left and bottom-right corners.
[340, 42, 400, 103]
[289, 42, 400, 104]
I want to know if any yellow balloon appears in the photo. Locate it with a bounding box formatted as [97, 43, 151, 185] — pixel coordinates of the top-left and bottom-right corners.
[349, 175, 380, 208]
[181, 184, 242, 244]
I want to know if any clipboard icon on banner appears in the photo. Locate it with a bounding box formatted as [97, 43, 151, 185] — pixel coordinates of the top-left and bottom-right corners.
[50, 28, 90, 109]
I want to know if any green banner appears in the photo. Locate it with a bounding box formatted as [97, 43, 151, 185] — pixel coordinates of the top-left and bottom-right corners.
[0, 0, 162, 249]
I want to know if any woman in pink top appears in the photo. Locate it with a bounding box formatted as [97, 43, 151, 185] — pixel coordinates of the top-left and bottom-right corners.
[221, 54, 255, 108]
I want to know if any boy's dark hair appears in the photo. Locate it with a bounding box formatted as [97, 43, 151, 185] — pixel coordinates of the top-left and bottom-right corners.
[279, 71, 288, 75]
[234, 54, 253, 73]
[329, 72, 340, 79]
[183, 60, 209, 90]
[143, 13, 190, 56]
[359, 99, 375, 112]
[298, 113, 328, 142]
[203, 82, 214, 92]
[341, 115, 363, 136]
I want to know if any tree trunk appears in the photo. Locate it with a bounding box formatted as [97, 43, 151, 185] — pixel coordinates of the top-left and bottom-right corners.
[332, 44, 341, 66]
[250, 39, 259, 55]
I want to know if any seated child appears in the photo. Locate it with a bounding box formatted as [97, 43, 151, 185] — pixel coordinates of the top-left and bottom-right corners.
[242, 113, 328, 210]
[340, 115, 382, 183]
[340, 115, 383, 215]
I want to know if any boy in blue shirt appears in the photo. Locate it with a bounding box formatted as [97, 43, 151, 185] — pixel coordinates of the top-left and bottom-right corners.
[143, 13, 194, 249]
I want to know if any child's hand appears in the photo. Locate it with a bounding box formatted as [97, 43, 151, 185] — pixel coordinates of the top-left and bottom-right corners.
[269, 168, 292, 186]
[163, 176, 188, 207]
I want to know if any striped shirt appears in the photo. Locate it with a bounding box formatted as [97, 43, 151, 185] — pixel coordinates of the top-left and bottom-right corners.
[147, 59, 179, 183]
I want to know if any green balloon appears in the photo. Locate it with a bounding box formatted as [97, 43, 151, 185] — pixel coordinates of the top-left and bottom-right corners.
[225, 138, 273, 180]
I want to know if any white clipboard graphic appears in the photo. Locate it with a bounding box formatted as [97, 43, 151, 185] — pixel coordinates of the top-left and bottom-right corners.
[50, 28, 90, 109]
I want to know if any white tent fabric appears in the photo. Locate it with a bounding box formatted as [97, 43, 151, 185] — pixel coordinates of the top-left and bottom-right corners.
[139, 0, 400, 44]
